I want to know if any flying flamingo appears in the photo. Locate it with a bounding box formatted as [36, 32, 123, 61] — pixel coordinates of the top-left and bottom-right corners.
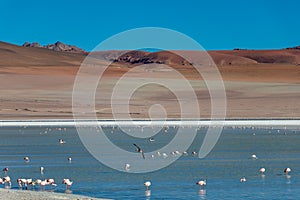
[133, 144, 145, 159]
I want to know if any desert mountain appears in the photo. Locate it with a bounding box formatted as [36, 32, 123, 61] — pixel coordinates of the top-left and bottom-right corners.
[0, 41, 85, 67]
[1, 41, 300, 119]
[23, 41, 86, 54]
[112, 49, 300, 66]
[1, 41, 300, 67]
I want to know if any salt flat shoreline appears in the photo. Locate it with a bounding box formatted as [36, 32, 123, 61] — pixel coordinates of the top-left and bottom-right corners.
[0, 119, 300, 127]
[0, 188, 110, 200]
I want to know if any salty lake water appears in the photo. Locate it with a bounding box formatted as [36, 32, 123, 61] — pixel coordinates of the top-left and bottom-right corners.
[0, 125, 300, 199]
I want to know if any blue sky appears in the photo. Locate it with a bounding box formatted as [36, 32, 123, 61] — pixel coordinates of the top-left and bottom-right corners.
[1, 0, 299, 51]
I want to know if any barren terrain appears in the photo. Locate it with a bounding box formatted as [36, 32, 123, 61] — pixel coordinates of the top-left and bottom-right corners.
[1, 41, 299, 119]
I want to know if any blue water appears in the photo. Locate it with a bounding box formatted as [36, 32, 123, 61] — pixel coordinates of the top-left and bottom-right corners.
[0, 126, 300, 199]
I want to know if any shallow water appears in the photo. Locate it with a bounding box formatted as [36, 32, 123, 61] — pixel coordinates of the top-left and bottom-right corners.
[0, 126, 300, 199]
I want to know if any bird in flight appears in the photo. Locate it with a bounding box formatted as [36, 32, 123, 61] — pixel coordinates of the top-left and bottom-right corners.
[133, 143, 145, 159]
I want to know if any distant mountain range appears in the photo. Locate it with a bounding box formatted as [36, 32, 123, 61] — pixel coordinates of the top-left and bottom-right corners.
[22, 41, 86, 54]
[0, 41, 299, 67]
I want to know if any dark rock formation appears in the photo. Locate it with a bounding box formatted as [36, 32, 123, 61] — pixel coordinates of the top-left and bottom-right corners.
[286, 46, 300, 50]
[22, 42, 42, 48]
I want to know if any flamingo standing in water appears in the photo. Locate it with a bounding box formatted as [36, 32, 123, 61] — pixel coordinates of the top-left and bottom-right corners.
[59, 139, 66, 144]
[63, 179, 73, 190]
[284, 167, 291, 175]
[3, 176, 11, 188]
[19, 178, 33, 190]
[40, 167, 44, 174]
[35, 179, 43, 190]
[196, 179, 207, 189]
[24, 156, 30, 162]
[47, 178, 57, 189]
[125, 163, 130, 171]
[240, 177, 247, 182]
[2, 167, 8, 174]
[259, 167, 266, 175]
[144, 181, 151, 191]
[40, 180, 47, 190]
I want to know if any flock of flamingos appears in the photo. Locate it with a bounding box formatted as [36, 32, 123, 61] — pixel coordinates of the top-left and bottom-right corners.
[0, 126, 295, 198]
[0, 137, 73, 192]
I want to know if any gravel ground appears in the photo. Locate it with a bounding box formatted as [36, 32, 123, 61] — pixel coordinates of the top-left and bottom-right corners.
[0, 189, 111, 200]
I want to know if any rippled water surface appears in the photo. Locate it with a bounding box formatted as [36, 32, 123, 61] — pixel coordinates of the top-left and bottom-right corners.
[0, 125, 300, 199]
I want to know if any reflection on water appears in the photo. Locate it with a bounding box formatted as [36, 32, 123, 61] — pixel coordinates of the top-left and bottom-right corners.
[198, 189, 206, 199]
[65, 189, 72, 194]
[145, 190, 151, 197]
[286, 175, 291, 184]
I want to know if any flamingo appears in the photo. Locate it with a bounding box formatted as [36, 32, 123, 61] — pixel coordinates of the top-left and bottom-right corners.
[284, 167, 291, 175]
[240, 177, 247, 182]
[144, 181, 151, 191]
[3, 176, 11, 188]
[259, 167, 266, 175]
[26, 179, 35, 190]
[24, 156, 30, 162]
[47, 178, 55, 185]
[196, 179, 207, 189]
[125, 163, 130, 171]
[63, 179, 73, 190]
[59, 139, 66, 144]
[2, 167, 8, 174]
[40, 180, 47, 190]
[47, 178, 57, 189]
[35, 179, 42, 190]
[17, 179, 23, 189]
[40, 167, 44, 174]
[0, 178, 4, 185]
[133, 144, 145, 159]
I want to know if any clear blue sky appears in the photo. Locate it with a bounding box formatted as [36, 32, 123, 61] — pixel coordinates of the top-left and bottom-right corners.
[1, 0, 299, 51]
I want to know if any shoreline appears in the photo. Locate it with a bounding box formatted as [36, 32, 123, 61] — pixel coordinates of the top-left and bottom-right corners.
[0, 188, 110, 200]
[0, 119, 300, 127]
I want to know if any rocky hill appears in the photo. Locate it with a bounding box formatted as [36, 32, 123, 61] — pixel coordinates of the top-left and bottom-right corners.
[23, 41, 86, 54]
